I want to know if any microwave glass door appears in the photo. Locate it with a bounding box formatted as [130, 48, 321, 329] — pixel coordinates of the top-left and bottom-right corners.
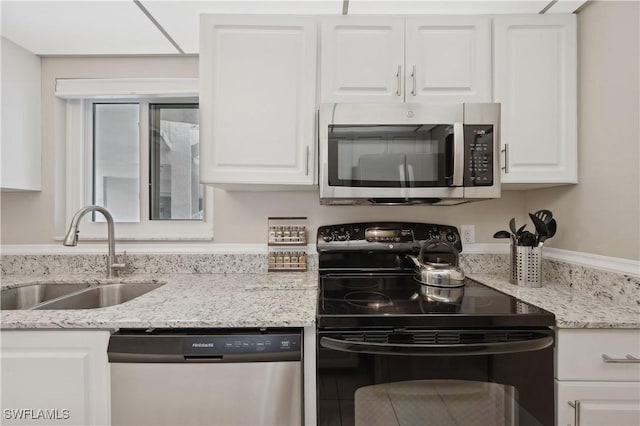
[327, 124, 454, 188]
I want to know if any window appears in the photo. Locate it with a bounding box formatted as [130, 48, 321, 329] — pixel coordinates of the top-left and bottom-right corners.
[93, 103, 140, 222]
[149, 103, 203, 221]
[58, 78, 213, 240]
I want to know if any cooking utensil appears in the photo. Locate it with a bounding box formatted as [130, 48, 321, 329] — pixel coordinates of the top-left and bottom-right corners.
[518, 231, 537, 248]
[407, 240, 465, 288]
[537, 219, 557, 246]
[534, 209, 553, 225]
[529, 213, 549, 241]
[516, 224, 527, 241]
[493, 230, 512, 239]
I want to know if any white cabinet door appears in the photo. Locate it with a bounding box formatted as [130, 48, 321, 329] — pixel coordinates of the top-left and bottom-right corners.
[405, 16, 492, 103]
[494, 15, 577, 187]
[1, 330, 111, 426]
[557, 381, 640, 426]
[320, 16, 405, 103]
[1, 38, 42, 191]
[320, 16, 490, 104]
[200, 15, 317, 185]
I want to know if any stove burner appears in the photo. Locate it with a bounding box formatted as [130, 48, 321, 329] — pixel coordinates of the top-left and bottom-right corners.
[345, 291, 393, 309]
[342, 281, 379, 291]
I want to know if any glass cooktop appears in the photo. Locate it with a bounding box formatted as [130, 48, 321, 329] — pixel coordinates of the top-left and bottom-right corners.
[317, 274, 555, 329]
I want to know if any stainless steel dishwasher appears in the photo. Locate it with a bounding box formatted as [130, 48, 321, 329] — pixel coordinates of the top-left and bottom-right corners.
[108, 328, 302, 426]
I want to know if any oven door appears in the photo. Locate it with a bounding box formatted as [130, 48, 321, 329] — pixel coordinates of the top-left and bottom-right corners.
[319, 103, 465, 203]
[317, 328, 554, 426]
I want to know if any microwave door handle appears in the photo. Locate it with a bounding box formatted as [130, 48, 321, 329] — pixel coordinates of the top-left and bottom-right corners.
[320, 335, 553, 356]
[406, 164, 415, 187]
[452, 122, 464, 187]
[398, 163, 406, 188]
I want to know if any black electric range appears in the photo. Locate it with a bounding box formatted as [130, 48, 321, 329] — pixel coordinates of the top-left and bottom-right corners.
[316, 221, 555, 329]
[315, 222, 556, 426]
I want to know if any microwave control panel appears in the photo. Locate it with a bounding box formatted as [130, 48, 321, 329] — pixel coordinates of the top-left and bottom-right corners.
[464, 125, 494, 186]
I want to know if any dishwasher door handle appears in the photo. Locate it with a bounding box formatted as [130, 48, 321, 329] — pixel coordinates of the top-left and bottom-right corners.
[109, 353, 185, 363]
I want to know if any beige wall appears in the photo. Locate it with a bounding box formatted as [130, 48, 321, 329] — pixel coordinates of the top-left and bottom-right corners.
[2, 1, 639, 262]
[211, 189, 525, 244]
[523, 1, 640, 261]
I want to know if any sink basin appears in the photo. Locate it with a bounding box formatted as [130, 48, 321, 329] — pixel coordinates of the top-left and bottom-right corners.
[1, 283, 93, 310]
[33, 282, 165, 310]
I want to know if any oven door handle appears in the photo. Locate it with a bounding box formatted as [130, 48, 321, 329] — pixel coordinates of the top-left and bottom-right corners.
[319, 335, 553, 356]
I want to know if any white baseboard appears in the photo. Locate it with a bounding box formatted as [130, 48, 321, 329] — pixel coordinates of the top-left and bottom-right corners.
[0, 243, 268, 255]
[461, 243, 510, 254]
[542, 247, 640, 276]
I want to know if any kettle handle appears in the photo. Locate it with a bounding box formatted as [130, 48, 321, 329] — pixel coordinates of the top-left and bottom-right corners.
[418, 239, 459, 264]
[406, 254, 422, 268]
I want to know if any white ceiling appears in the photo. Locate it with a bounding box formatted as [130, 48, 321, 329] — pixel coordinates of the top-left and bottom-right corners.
[0, 0, 588, 55]
[1, 1, 177, 55]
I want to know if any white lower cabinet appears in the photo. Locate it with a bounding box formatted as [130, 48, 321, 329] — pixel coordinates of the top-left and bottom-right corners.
[0, 330, 111, 426]
[557, 381, 640, 426]
[556, 329, 640, 426]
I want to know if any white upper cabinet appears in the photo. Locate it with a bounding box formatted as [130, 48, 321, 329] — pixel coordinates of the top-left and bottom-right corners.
[198, 14, 577, 188]
[494, 14, 577, 187]
[1, 37, 42, 192]
[405, 16, 492, 103]
[320, 16, 405, 103]
[320, 16, 492, 103]
[199, 15, 317, 186]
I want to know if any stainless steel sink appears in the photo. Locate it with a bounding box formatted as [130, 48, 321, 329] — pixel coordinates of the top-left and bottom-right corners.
[1, 283, 93, 310]
[33, 282, 165, 310]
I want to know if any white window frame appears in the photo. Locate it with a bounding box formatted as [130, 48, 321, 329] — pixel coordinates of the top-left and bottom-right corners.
[58, 78, 214, 241]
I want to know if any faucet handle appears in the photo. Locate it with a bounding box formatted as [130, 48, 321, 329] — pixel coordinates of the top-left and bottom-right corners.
[111, 251, 131, 276]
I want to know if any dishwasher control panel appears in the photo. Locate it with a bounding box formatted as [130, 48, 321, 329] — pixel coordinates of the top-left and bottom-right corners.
[108, 329, 303, 363]
[184, 334, 301, 356]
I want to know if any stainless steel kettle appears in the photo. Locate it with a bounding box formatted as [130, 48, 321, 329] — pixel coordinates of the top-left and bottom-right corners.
[407, 240, 465, 288]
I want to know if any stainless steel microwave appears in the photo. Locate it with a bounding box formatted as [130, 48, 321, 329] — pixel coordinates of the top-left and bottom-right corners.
[319, 103, 501, 205]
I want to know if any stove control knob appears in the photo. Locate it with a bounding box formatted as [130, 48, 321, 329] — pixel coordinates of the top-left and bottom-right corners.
[446, 232, 457, 243]
[336, 232, 350, 241]
[322, 234, 334, 242]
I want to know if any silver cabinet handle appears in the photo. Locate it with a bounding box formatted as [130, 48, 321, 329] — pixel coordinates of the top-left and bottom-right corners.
[410, 65, 416, 96]
[602, 354, 640, 363]
[501, 144, 509, 174]
[568, 401, 582, 426]
[305, 146, 310, 176]
[395, 65, 402, 96]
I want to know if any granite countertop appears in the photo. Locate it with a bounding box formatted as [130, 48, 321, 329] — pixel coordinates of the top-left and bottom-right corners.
[0, 273, 318, 329]
[1, 271, 638, 330]
[468, 273, 640, 329]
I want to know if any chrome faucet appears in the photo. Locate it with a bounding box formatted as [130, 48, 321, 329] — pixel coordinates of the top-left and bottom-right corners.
[63, 205, 129, 277]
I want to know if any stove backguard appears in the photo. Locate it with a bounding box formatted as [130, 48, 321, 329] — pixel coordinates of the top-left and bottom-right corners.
[317, 222, 462, 272]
